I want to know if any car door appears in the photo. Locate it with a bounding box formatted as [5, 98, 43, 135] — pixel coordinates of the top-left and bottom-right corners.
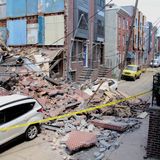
[0, 111, 6, 145]
[0, 102, 35, 145]
[137, 67, 141, 77]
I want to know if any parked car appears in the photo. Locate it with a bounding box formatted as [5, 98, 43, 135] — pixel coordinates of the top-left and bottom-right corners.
[150, 59, 160, 67]
[108, 79, 118, 91]
[0, 95, 44, 146]
[122, 65, 142, 81]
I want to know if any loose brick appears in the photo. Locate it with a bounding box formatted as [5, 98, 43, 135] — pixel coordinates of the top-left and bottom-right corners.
[66, 131, 97, 154]
[90, 119, 128, 132]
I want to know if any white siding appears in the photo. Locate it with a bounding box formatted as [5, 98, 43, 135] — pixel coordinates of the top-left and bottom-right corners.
[105, 9, 118, 69]
[0, 0, 6, 19]
[27, 23, 38, 44]
[44, 15, 64, 45]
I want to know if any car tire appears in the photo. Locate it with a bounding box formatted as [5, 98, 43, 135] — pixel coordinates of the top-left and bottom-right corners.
[25, 125, 39, 141]
[133, 76, 136, 81]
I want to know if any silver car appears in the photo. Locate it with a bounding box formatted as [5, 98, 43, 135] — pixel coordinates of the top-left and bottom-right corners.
[0, 95, 44, 145]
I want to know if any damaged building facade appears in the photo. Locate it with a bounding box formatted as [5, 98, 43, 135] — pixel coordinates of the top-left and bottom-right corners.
[0, 0, 65, 78]
[66, 0, 106, 82]
[0, 0, 106, 81]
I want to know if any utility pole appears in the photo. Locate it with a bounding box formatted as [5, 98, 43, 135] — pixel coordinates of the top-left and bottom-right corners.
[67, 14, 84, 81]
[118, 0, 139, 81]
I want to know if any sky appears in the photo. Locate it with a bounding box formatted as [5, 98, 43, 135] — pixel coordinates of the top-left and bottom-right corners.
[111, 0, 159, 23]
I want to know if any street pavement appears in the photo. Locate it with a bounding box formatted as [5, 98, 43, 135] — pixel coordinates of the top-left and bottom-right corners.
[0, 67, 159, 160]
[104, 67, 160, 160]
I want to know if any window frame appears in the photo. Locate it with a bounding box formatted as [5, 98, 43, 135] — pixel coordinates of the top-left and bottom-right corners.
[2, 102, 35, 124]
[78, 10, 88, 30]
[97, 19, 104, 36]
[0, 111, 5, 126]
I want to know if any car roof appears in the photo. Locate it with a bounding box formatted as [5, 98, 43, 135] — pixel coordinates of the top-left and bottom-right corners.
[127, 65, 138, 67]
[0, 94, 33, 107]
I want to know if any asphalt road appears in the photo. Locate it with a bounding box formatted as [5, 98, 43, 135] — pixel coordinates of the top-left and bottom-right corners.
[0, 67, 159, 160]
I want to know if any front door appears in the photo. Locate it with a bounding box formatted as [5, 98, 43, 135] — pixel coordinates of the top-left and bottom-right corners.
[83, 45, 88, 67]
[100, 46, 104, 64]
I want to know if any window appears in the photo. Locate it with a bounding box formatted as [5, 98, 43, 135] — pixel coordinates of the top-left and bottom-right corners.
[93, 46, 97, 61]
[98, 0, 104, 7]
[139, 37, 141, 45]
[126, 66, 137, 71]
[118, 17, 121, 28]
[126, 33, 129, 42]
[71, 42, 76, 61]
[0, 111, 5, 125]
[108, 80, 115, 86]
[135, 35, 137, 44]
[126, 20, 128, 29]
[70, 71, 76, 81]
[100, 0, 104, 7]
[118, 34, 121, 47]
[123, 35, 125, 46]
[97, 19, 104, 36]
[3, 102, 35, 123]
[78, 10, 88, 30]
[140, 22, 142, 30]
[98, 0, 101, 6]
[78, 42, 83, 61]
[135, 18, 138, 27]
[123, 18, 125, 29]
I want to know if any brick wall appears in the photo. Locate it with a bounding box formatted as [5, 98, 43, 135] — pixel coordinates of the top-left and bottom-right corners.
[147, 106, 160, 159]
[117, 11, 132, 63]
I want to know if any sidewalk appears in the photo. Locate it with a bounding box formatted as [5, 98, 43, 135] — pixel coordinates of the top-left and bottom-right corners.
[104, 117, 157, 160]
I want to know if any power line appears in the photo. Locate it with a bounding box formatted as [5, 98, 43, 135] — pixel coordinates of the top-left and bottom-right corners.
[49, 0, 113, 45]
[1, 23, 160, 68]
[119, 0, 139, 80]
[2, 1, 160, 79]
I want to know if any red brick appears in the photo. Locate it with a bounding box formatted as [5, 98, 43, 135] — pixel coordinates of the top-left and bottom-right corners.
[39, 91, 48, 96]
[20, 77, 32, 86]
[0, 87, 9, 96]
[48, 90, 59, 97]
[23, 88, 30, 95]
[74, 89, 90, 100]
[37, 98, 48, 106]
[90, 120, 127, 132]
[66, 131, 97, 153]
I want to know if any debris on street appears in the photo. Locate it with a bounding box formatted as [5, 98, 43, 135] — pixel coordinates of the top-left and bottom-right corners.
[0, 56, 150, 159]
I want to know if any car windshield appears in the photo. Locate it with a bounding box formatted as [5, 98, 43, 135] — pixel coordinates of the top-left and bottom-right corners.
[153, 60, 158, 63]
[126, 66, 137, 71]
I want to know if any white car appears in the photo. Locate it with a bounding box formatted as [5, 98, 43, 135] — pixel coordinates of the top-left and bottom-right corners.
[150, 59, 160, 67]
[108, 79, 118, 91]
[0, 95, 44, 146]
[91, 79, 118, 92]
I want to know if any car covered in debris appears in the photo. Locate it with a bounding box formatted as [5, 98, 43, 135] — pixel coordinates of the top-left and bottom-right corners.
[122, 65, 142, 81]
[0, 95, 44, 146]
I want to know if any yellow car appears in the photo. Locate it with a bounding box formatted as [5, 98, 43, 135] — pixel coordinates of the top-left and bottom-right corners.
[122, 65, 142, 81]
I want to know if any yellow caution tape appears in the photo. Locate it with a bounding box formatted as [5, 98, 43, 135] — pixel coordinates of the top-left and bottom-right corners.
[0, 90, 151, 131]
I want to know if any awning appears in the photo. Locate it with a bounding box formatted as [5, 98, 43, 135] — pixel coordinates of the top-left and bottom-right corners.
[127, 52, 135, 59]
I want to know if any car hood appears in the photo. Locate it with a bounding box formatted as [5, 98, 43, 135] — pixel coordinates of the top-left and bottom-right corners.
[123, 69, 136, 73]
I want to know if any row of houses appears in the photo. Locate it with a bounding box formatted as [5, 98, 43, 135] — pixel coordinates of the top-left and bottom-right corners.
[0, 0, 158, 81]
